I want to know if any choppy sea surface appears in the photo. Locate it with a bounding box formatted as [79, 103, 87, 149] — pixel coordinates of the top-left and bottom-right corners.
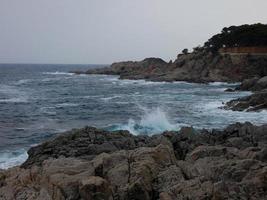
[0, 64, 267, 169]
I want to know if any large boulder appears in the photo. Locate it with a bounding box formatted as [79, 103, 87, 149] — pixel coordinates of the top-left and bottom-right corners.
[237, 76, 267, 91]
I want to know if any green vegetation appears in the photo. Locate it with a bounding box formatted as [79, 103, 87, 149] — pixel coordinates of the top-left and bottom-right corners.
[204, 23, 267, 52]
[182, 48, 189, 54]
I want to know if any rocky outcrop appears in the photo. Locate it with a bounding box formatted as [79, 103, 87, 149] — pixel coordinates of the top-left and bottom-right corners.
[21, 127, 169, 168]
[223, 90, 267, 112]
[223, 76, 267, 112]
[1, 122, 267, 199]
[74, 52, 267, 83]
[236, 76, 267, 91]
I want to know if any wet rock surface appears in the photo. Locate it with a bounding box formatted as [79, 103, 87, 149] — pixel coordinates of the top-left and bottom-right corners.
[236, 76, 267, 91]
[223, 90, 267, 112]
[1, 122, 267, 199]
[223, 75, 267, 112]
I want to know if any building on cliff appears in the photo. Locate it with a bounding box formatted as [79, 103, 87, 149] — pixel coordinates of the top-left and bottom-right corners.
[219, 47, 267, 55]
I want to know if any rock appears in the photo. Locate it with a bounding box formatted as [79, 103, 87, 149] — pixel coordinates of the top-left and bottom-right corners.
[21, 127, 167, 168]
[237, 76, 267, 91]
[73, 51, 267, 83]
[223, 90, 267, 111]
[224, 88, 236, 92]
[257, 76, 267, 87]
[1, 123, 267, 199]
[236, 77, 259, 91]
[79, 176, 112, 200]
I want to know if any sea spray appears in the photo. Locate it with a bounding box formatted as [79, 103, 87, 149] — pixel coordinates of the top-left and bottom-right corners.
[0, 150, 28, 169]
[110, 106, 179, 135]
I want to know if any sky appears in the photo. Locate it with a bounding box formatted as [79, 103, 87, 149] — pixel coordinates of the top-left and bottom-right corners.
[0, 0, 267, 64]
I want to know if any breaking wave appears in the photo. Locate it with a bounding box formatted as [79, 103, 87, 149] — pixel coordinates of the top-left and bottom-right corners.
[42, 71, 74, 75]
[0, 149, 28, 169]
[111, 107, 181, 135]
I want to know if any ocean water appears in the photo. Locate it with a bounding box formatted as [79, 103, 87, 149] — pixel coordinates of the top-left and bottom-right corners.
[1, 64, 267, 169]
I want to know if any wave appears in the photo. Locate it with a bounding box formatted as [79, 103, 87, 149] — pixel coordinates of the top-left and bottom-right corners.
[0, 84, 29, 103]
[110, 107, 181, 135]
[209, 82, 241, 87]
[100, 95, 122, 101]
[14, 79, 33, 85]
[40, 107, 57, 115]
[55, 103, 79, 108]
[0, 97, 28, 103]
[118, 79, 167, 86]
[42, 71, 74, 75]
[0, 84, 19, 94]
[195, 99, 267, 128]
[0, 149, 28, 169]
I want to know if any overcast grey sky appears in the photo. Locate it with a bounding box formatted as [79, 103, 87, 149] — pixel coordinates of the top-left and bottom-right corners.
[0, 0, 267, 64]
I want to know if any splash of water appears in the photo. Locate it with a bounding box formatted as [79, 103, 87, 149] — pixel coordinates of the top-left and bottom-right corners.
[112, 107, 179, 135]
[0, 149, 28, 169]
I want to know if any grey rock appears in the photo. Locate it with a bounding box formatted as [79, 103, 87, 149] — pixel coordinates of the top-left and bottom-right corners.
[73, 52, 267, 84]
[223, 90, 267, 112]
[1, 123, 267, 199]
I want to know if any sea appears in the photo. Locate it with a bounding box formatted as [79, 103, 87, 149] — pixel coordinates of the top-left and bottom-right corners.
[1, 64, 267, 169]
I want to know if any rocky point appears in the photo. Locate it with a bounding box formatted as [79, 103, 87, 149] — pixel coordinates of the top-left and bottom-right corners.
[1, 122, 267, 199]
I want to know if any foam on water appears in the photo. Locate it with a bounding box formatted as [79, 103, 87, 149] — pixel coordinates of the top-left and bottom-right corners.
[0, 84, 29, 103]
[42, 71, 74, 75]
[100, 95, 122, 101]
[118, 79, 168, 86]
[209, 82, 241, 87]
[0, 97, 28, 103]
[55, 103, 80, 108]
[196, 100, 267, 128]
[0, 149, 28, 169]
[14, 79, 33, 85]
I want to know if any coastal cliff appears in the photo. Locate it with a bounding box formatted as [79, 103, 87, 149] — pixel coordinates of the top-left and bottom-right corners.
[76, 23, 267, 112]
[74, 24, 267, 83]
[76, 53, 267, 83]
[1, 123, 267, 199]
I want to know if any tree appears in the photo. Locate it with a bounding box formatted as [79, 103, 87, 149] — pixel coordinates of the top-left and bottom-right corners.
[182, 48, 188, 54]
[203, 23, 267, 53]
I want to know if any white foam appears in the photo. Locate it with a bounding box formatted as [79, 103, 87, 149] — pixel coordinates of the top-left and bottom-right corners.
[43, 71, 74, 75]
[0, 84, 29, 103]
[14, 79, 32, 85]
[118, 79, 167, 86]
[100, 95, 122, 101]
[41, 76, 72, 82]
[209, 82, 241, 86]
[40, 107, 57, 115]
[0, 97, 28, 103]
[0, 150, 28, 169]
[55, 103, 79, 108]
[115, 107, 180, 135]
[197, 99, 267, 126]
[0, 84, 19, 95]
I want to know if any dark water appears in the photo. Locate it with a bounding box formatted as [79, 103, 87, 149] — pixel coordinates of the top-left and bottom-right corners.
[0, 64, 266, 169]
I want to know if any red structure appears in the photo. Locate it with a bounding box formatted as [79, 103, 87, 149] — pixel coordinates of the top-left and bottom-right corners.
[219, 47, 267, 54]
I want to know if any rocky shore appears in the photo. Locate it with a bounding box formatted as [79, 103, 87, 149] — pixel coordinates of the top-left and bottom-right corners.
[73, 52, 267, 84]
[223, 76, 267, 112]
[1, 24, 267, 199]
[74, 50, 267, 112]
[74, 51, 267, 112]
[1, 122, 267, 199]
